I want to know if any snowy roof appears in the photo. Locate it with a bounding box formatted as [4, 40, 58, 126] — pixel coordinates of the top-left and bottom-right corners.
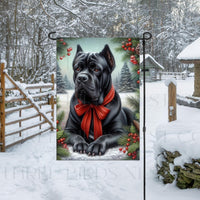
[177, 37, 200, 63]
[140, 54, 164, 70]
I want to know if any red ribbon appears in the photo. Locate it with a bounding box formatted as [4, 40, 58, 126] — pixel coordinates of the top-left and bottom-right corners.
[74, 85, 115, 140]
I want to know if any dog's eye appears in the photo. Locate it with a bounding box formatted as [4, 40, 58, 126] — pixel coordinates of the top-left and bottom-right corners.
[76, 67, 81, 72]
[93, 68, 99, 72]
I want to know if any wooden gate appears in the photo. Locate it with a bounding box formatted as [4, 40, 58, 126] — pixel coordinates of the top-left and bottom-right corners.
[0, 62, 56, 152]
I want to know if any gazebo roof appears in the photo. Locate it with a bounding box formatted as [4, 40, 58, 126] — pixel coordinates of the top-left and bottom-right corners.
[140, 54, 164, 70]
[177, 37, 200, 63]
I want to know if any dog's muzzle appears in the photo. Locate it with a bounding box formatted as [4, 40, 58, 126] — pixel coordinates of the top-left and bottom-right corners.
[77, 74, 88, 83]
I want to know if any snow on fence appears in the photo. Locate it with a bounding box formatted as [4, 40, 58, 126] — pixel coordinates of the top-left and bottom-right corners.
[0, 62, 56, 152]
[159, 71, 187, 80]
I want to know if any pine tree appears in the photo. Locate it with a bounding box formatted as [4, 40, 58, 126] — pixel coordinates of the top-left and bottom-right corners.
[64, 75, 73, 89]
[112, 38, 140, 89]
[119, 62, 135, 92]
[57, 63, 67, 94]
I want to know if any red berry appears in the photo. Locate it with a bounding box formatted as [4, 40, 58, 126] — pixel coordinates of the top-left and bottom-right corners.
[119, 147, 123, 151]
[124, 47, 127, 51]
[132, 155, 137, 160]
[69, 47, 72, 51]
[137, 70, 140, 75]
[131, 48, 135, 52]
[128, 38, 131, 42]
[137, 137, 140, 141]
[60, 57, 63, 60]
[129, 42, 132, 46]
[63, 137, 66, 141]
[133, 133, 138, 137]
[123, 150, 126, 153]
[60, 39, 63, 41]
[126, 143, 130, 146]
[128, 47, 131, 51]
[126, 147, 129, 150]
[67, 53, 70, 56]
[122, 45, 125, 48]
[126, 43, 129, 47]
[128, 153, 132, 156]
[130, 55, 135, 59]
[67, 48, 70, 52]
[61, 141, 64, 144]
[63, 42, 66, 45]
[133, 140, 136, 143]
[57, 120, 59, 124]
[127, 138, 131, 142]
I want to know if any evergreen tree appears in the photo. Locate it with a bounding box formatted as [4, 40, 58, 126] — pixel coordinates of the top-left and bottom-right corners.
[119, 62, 135, 92]
[63, 75, 73, 90]
[57, 63, 67, 94]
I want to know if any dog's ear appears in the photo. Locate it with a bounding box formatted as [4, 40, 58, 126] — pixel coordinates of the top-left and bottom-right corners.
[100, 44, 115, 71]
[76, 44, 83, 54]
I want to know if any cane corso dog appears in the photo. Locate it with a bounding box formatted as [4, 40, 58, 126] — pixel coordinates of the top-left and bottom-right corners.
[65, 44, 134, 156]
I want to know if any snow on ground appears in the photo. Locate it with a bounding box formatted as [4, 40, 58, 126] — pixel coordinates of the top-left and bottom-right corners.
[144, 77, 200, 200]
[1, 77, 199, 200]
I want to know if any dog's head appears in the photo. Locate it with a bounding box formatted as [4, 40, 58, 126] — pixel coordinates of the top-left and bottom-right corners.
[73, 44, 115, 105]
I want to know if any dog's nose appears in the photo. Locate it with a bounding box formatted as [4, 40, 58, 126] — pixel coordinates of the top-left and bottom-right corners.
[77, 74, 88, 83]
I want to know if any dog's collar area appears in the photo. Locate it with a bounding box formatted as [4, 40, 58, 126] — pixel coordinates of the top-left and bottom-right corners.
[74, 85, 115, 140]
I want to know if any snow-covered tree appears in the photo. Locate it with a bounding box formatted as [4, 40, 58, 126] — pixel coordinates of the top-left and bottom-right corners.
[119, 62, 134, 92]
[57, 63, 66, 94]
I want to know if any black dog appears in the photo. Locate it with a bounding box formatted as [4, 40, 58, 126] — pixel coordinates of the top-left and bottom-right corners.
[65, 44, 134, 156]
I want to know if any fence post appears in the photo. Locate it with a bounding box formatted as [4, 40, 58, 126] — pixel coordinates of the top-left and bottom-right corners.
[39, 78, 42, 130]
[168, 82, 177, 122]
[0, 63, 6, 152]
[51, 73, 55, 131]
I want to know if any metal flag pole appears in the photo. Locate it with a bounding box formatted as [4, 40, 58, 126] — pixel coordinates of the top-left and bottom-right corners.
[142, 32, 152, 200]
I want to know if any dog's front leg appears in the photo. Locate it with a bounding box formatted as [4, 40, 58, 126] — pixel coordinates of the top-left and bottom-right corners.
[66, 132, 88, 154]
[86, 133, 124, 156]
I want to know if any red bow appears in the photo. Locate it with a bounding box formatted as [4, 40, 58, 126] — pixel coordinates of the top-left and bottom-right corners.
[74, 85, 115, 140]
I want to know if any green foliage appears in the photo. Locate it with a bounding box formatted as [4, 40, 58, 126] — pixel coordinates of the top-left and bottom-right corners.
[118, 134, 129, 146]
[57, 130, 64, 140]
[157, 149, 200, 189]
[57, 146, 70, 157]
[127, 143, 139, 153]
[57, 111, 65, 123]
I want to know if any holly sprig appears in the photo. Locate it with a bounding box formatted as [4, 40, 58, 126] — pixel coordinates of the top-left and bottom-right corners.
[57, 38, 73, 60]
[118, 125, 140, 160]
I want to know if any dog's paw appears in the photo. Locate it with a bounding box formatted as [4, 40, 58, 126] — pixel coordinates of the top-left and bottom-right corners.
[86, 142, 107, 156]
[73, 142, 88, 154]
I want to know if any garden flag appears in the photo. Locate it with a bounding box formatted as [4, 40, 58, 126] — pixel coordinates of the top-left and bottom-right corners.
[56, 38, 140, 160]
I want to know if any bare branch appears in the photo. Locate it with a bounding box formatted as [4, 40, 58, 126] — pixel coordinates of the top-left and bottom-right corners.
[78, 0, 113, 7]
[53, 0, 92, 28]
[40, 0, 56, 20]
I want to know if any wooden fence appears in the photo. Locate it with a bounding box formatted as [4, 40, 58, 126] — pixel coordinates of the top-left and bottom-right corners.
[0, 62, 56, 152]
[159, 72, 187, 80]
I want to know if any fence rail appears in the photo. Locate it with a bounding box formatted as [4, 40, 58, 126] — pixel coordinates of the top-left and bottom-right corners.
[0, 62, 56, 152]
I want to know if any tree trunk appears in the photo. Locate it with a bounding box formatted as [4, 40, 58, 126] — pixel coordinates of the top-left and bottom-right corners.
[193, 63, 200, 97]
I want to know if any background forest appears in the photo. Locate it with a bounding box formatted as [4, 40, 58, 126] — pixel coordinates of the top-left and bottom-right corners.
[0, 0, 200, 83]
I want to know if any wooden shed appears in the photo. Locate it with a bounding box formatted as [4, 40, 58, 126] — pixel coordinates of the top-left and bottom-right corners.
[140, 54, 164, 82]
[177, 37, 200, 97]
